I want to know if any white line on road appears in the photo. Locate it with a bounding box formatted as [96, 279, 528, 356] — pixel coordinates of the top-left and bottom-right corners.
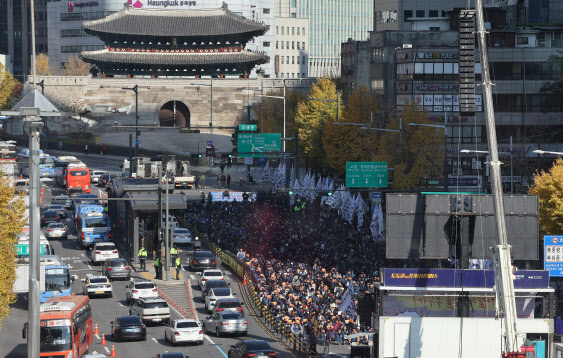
[104, 346, 110, 353]
[87, 264, 92, 270]
[95, 334, 100, 340]
[151, 337, 158, 343]
[118, 302, 126, 307]
[205, 335, 228, 358]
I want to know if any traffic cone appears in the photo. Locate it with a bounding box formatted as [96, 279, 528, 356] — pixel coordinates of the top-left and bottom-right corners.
[20, 174, 22, 179]
[243, 276, 247, 285]
[100, 333, 106, 346]
[94, 322, 99, 335]
[110, 344, 117, 357]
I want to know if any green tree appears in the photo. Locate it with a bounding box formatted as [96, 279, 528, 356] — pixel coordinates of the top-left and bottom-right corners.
[529, 158, 563, 234]
[322, 85, 378, 174]
[64, 55, 91, 76]
[0, 64, 18, 110]
[0, 171, 26, 329]
[375, 102, 444, 190]
[294, 77, 343, 169]
[251, 88, 306, 152]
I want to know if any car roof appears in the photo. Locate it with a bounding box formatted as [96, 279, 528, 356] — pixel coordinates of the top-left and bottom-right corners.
[88, 276, 108, 280]
[203, 269, 222, 274]
[211, 288, 231, 295]
[139, 297, 165, 302]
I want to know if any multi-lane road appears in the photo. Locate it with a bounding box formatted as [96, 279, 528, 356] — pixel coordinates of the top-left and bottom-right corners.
[0, 153, 291, 358]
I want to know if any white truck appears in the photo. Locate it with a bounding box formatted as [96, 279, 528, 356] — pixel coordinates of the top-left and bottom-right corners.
[173, 161, 196, 188]
[13, 255, 63, 293]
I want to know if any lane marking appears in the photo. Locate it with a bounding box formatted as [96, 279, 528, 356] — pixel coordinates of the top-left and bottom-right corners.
[95, 334, 100, 340]
[151, 337, 158, 343]
[87, 264, 92, 270]
[117, 302, 127, 307]
[104, 346, 110, 353]
[204, 335, 228, 358]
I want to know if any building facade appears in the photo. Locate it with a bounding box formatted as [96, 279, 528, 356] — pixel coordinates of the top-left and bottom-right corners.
[79, 6, 269, 78]
[277, 0, 373, 78]
[273, 17, 308, 79]
[343, 2, 563, 191]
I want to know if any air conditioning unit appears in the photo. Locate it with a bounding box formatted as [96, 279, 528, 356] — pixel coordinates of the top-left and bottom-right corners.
[453, 168, 463, 176]
[403, 44, 413, 48]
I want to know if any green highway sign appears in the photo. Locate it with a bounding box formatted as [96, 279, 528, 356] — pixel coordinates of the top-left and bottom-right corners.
[16, 244, 46, 256]
[237, 133, 281, 158]
[239, 124, 257, 131]
[346, 162, 388, 188]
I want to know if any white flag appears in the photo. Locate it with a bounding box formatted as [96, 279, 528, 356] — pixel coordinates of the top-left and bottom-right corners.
[338, 280, 356, 318]
[377, 203, 384, 236]
[262, 161, 271, 182]
[370, 207, 378, 239]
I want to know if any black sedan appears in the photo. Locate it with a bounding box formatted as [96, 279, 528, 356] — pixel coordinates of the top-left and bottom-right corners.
[189, 251, 217, 271]
[98, 174, 114, 187]
[228, 340, 276, 358]
[41, 210, 59, 227]
[201, 279, 228, 299]
[111, 316, 146, 341]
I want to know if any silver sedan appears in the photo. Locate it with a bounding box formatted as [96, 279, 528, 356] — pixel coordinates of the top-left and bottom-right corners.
[203, 312, 247, 337]
[164, 319, 204, 345]
[44, 222, 68, 239]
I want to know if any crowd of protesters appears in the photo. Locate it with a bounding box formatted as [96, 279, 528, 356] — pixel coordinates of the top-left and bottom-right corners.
[184, 194, 434, 345]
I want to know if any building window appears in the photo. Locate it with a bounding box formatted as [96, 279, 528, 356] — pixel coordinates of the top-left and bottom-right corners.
[291, 13, 296, 18]
[517, 37, 528, 45]
[302, 42, 305, 50]
[430, 27, 440, 31]
[276, 26, 279, 35]
[61, 29, 88, 37]
[429, 10, 439, 17]
[281, 57, 284, 64]
[302, 73, 305, 78]
[287, 27, 289, 35]
[292, 42, 295, 50]
[281, 73, 284, 78]
[297, 42, 300, 50]
[379, 10, 397, 23]
[276, 41, 279, 49]
[297, 27, 300, 36]
[281, 42, 284, 49]
[263, 8, 270, 14]
[60, 62, 67, 69]
[291, 0, 296, 6]
[297, 56, 300, 64]
[282, 27, 284, 35]
[416, 10, 425, 17]
[292, 73, 295, 78]
[302, 27, 305, 36]
[286, 56, 289, 63]
[263, 41, 270, 47]
[292, 56, 295, 64]
[286, 41, 289, 48]
[303, 56, 306, 63]
[403, 10, 413, 22]
[61, 44, 104, 53]
[292, 27, 295, 35]
[493, 36, 506, 47]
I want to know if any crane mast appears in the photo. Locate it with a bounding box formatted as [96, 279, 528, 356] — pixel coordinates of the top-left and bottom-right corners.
[474, 0, 521, 353]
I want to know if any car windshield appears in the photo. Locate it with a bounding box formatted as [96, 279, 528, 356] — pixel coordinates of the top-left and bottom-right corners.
[109, 260, 126, 267]
[93, 171, 105, 175]
[134, 283, 154, 289]
[40, 157, 55, 167]
[144, 302, 168, 309]
[44, 273, 70, 292]
[52, 197, 67, 205]
[219, 301, 241, 308]
[85, 217, 108, 227]
[49, 205, 63, 210]
[43, 211, 57, 217]
[40, 325, 72, 353]
[96, 244, 115, 251]
[89, 277, 108, 284]
[213, 288, 231, 296]
[221, 313, 241, 320]
[174, 229, 190, 234]
[48, 223, 64, 229]
[119, 316, 142, 326]
[177, 321, 199, 328]
[205, 272, 222, 277]
[246, 341, 272, 351]
[196, 252, 214, 259]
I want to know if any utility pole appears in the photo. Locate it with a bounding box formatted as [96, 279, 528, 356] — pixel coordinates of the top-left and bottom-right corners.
[157, 166, 163, 280]
[165, 171, 169, 281]
[475, 0, 520, 352]
[27, 120, 43, 358]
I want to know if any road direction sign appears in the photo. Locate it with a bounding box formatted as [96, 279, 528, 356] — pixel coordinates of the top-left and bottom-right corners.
[237, 133, 281, 158]
[16, 244, 46, 256]
[136, 140, 140, 145]
[544, 235, 563, 277]
[206, 148, 215, 157]
[239, 124, 257, 131]
[207, 140, 213, 147]
[346, 162, 388, 188]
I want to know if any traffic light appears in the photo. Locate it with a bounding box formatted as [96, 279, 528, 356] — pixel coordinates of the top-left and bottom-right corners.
[289, 190, 294, 195]
[328, 191, 333, 196]
[198, 154, 202, 158]
[228, 154, 232, 158]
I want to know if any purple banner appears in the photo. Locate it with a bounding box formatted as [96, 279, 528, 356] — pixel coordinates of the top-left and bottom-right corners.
[383, 269, 549, 289]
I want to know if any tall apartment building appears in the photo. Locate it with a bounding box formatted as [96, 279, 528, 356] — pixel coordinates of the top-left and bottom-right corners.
[47, 0, 275, 78]
[343, 1, 563, 191]
[276, 0, 373, 78]
[273, 17, 308, 79]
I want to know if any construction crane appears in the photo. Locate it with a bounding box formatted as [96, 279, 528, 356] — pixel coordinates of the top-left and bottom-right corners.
[474, 0, 529, 356]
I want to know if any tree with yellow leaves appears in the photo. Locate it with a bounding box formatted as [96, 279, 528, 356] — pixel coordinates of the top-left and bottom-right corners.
[323, 85, 378, 174]
[529, 158, 563, 234]
[375, 102, 444, 190]
[64, 55, 91, 76]
[0, 170, 27, 329]
[31, 53, 53, 76]
[294, 77, 343, 169]
[0, 64, 19, 110]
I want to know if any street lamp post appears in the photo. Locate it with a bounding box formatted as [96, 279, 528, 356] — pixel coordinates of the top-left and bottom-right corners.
[408, 123, 448, 191]
[122, 85, 139, 156]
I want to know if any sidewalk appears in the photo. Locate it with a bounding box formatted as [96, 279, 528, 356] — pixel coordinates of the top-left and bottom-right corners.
[136, 258, 186, 285]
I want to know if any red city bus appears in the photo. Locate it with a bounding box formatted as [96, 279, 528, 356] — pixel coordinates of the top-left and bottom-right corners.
[23, 295, 94, 358]
[66, 163, 91, 194]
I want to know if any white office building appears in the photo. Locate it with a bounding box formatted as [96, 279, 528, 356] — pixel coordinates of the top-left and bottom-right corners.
[276, 0, 373, 78]
[273, 17, 309, 79]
